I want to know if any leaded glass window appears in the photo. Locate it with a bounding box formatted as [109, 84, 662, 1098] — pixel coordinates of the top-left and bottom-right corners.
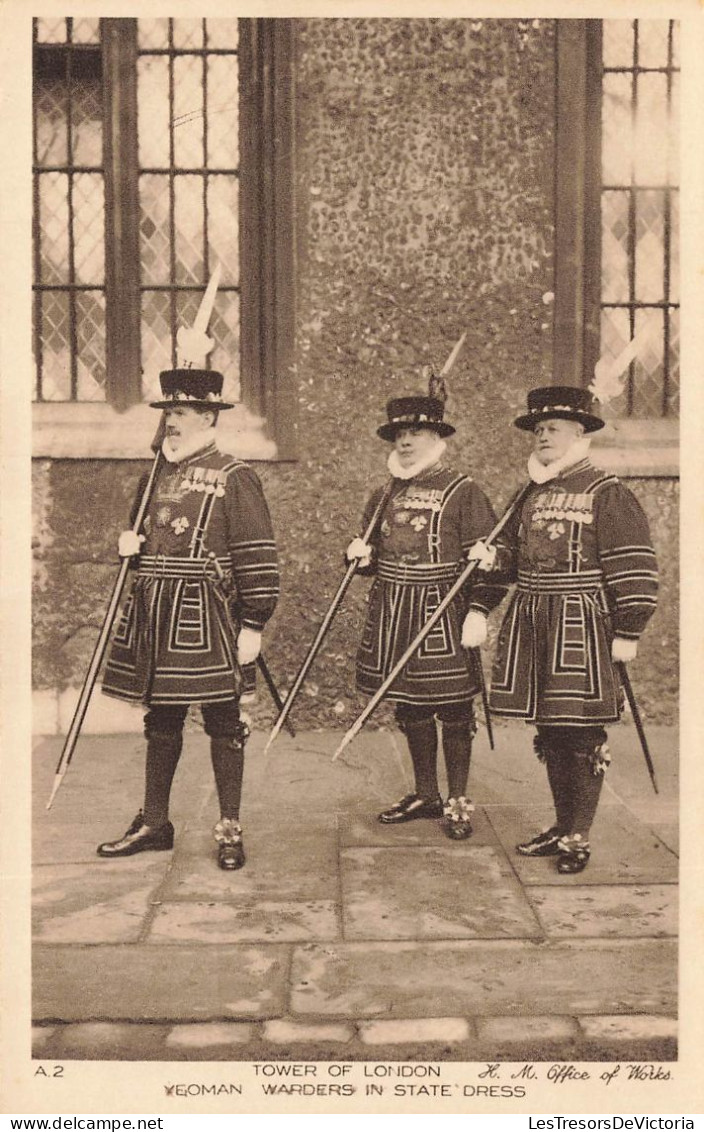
[600, 19, 679, 417]
[33, 18, 106, 402]
[32, 17, 241, 407]
[137, 19, 240, 403]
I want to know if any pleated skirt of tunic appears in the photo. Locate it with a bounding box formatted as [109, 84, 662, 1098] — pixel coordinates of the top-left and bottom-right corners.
[489, 583, 621, 725]
[102, 575, 241, 705]
[356, 575, 479, 706]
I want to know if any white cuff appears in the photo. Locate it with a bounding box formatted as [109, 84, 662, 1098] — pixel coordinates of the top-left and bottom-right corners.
[467, 540, 497, 572]
[237, 627, 262, 666]
[346, 537, 372, 566]
[612, 636, 638, 663]
[118, 531, 144, 557]
[461, 610, 488, 649]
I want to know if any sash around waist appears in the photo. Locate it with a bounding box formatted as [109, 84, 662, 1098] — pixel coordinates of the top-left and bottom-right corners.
[516, 568, 603, 595]
[376, 559, 460, 586]
[137, 554, 231, 579]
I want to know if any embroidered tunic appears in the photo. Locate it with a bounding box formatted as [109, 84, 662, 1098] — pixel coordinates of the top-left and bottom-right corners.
[355, 464, 505, 706]
[489, 458, 658, 726]
[102, 442, 279, 706]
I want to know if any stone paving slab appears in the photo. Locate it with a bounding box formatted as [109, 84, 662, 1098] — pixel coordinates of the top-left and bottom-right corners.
[161, 819, 339, 902]
[33, 736, 147, 794]
[290, 939, 676, 1018]
[487, 803, 678, 885]
[603, 726, 679, 806]
[244, 730, 407, 810]
[33, 829, 124, 867]
[528, 883, 678, 938]
[39, 791, 149, 830]
[648, 820, 679, 856]
[39, 775, 147, 813]
[340, 845, 542, 940]
[473, 723, 677, 809]
[148, 899, 340, 943]
[34, 738, 211, 866]
[32, 861, 168, 943]
[33, 943, 290, 1022]
[338, 807, 502, 849]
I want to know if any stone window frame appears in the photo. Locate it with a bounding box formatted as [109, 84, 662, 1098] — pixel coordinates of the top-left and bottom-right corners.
[32, 18, 297, 462]
[554, 19, 678, 478]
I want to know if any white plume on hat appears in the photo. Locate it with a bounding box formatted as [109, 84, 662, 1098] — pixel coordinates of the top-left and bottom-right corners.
[589, 322, 658, 406]
[176, 263, 222, 370]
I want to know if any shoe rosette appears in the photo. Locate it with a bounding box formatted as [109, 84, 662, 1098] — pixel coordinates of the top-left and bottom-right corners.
[443, 795, 475, 823]
[213, 817, 243, 844]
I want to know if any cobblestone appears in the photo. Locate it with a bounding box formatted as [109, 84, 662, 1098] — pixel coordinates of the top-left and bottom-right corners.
[359, 1018, 471, 1045]
[165, 1023, 255, 1049]
[263, 1020, 355, 1044]
[29, 1014, 679, 1061]
[476, 1015, 580, 1044]
[579, 1014, 679, 1041]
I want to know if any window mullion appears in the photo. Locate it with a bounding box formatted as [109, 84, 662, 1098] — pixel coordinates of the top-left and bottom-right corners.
[168, 19, 177, 368]
[583, 20, 603, 394]
[554, 20, 590, 388]
[626, 22, 638, 415]
[239, 18, 296, 457]
[103, 18, 141, 410]
[32, 20, 44, 400]
[66, 22, 78, 399]
[202, 21, 210, 282]
[238, 19, 264, 428]
[662, 20, 674, 417]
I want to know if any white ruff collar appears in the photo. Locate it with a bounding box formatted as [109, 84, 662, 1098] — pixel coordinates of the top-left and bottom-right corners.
[527, 436, 592, 484]
[161, 428, 218, 464]
[387, 438, 447, 481]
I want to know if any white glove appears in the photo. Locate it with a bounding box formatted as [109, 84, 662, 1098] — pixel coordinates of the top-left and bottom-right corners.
[346, 537, 372, 567]
[461, 610, 488, 649]
[612, 637, 638, 663]
[237, 627, 262, 666]
[467, 540, 497, 572]
[118, 530, 145, 557]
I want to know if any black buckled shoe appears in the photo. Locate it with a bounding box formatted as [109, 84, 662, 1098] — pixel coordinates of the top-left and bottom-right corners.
[214, 819, 246, 871]
[516, 826, 562, 857]
[556, 835, 591, 874]
[442, 796, 475, 840]
[378, 793, 444, 824]
[97, 811, 174, 858]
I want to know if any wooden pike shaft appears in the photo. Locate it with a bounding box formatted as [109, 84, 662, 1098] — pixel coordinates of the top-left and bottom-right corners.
[256, 655, 296, 739]
[617, 662, 659, 795]
[470, 647, 494, 750]
[264, 481, 395, 754]
[49, 271, 225, 809]
[46, 447, 164, 810]
[207, 554, 295, 739]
